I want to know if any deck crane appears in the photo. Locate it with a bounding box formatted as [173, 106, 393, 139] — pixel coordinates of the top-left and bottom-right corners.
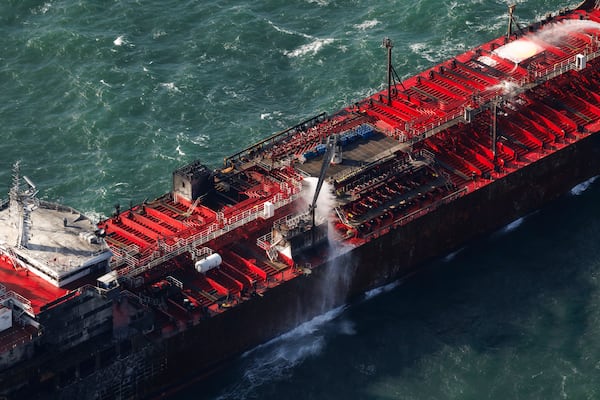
[263, 134, 340, 262]
[308, 134, 338, 231]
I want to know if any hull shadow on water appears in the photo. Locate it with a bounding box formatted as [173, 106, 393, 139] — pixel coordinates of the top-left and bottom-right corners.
[177, 178, 600, 400]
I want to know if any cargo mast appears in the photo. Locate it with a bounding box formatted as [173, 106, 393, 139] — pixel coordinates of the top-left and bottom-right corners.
[383, 37, 393, 106]
[382, 38, 403, 106]
[507, 4, 522, 39]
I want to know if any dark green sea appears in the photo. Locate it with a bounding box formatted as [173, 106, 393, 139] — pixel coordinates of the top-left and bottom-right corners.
[2, 0, 600, 399]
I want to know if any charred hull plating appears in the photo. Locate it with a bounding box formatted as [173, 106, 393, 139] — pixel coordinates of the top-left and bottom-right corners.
[2, 2, 600, 399]
[143, 132, 600, 398]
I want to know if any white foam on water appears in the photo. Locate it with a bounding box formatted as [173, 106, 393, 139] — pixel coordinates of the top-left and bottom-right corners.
[354, 19, 380, 31]
[260, 111, 282, 121]
[284, 38, 334, 58]
[267, 20, 311, 39]
[443, 247, 465, 262]
[159, 82, 180, 93]
[175, 145, 185, 156]
[152, 30, 167, 39]
[113, 35, 126, 46]
[364, 280, 401, 300]
[501, 217, 524, 234]
[32, 2, 52, 14]
[79, 210, 105, 224]
[570, 176, 598, 196]
[189, 133, 209, 147]
[306, 0, 331, 6]
[466, 15, 507, 36]
[216, 306, 347, 400]
[410, 40, 466, 64]
[410, 42, 436, 63]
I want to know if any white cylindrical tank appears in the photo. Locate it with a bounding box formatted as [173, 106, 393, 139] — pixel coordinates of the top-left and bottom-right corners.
[195, 253, 222, 273]
[263, 201, 275, 219]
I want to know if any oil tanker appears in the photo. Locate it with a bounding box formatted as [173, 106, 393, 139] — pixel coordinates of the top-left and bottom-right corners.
[2, 2, 600, 399]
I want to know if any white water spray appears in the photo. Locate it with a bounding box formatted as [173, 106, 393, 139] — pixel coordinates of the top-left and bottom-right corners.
[501, 217, 524, 234]
[301, 176, 334, 225]
[364, 280, 401, 300]
[486, 79, 523, 97]
[216, 306, 351, 400]
[301, 176, 355, 310]
[534, 19, 600, 47]
[570, 176, 598, 195]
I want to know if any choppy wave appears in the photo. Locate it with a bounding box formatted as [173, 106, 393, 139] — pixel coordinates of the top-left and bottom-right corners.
[216, 306, 348, 399]
[354, 19, 380, 30]
[364, 280, 401, 300]
[113, 35, 126, 46]
[284, 37, 335, 58]
[500, 217, 524, 234]
[267, 20, 312, 39]
[570, 176, 598, 195]
[159, 82, 181, 93]
[443, 247, 465, 262]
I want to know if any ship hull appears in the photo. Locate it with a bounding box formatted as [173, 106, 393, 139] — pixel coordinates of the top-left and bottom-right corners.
[3, 134, 600, 400]
[135, 131, 600, 398]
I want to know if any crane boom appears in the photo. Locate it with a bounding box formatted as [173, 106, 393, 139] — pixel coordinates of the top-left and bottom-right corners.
[309, 134, 338, 228]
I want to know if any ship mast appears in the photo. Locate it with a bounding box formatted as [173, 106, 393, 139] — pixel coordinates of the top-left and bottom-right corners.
[8, 162, 38, 249]
[382, 38, 404, 107]
[507, 4, 523, 39]
[491, 99, 498, 161]
[383, 37, 393, 106]
[507, 4, 515, 38]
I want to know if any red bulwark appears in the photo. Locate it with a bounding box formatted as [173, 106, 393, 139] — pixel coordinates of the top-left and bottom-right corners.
[0, 256, 68, 315]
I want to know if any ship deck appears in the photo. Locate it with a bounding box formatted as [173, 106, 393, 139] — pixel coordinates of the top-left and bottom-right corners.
[5, 5, 597, 329]
[0, 255, 68, 315]
[89, 6, 600, 325]
[298, 132, 405, 177]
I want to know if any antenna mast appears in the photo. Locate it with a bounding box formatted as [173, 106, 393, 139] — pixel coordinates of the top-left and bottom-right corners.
[383, 38, 394, 106]
[507, 4, 518, 39]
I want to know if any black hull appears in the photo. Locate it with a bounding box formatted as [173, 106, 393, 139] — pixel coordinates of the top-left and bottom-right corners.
[140, 132, 600, 398]
[3, 135, 600, 400]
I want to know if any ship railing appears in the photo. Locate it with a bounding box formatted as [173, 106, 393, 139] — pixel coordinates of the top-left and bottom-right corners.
[225, 203, 263, 226]
[0, 290, 34, 316]
[166, 275, 184, 289]
[419, 149, 436, 163]
[194, 247, 213, 258]
[224, 112, 327, 166]
[528, 46, 600, 87]
[257, 160, 273, 171]
[110, 243, 141, 269]
[393, 43, 600, 149]
[403, 110, 465, 145]
[273, 212, 305, 231]
[361, 187, 467, 241]
[257, 232, 272, 250]
[334, 206, 349, 226]
[111, 243, 140, 258]
[117, 191, 303, 278]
